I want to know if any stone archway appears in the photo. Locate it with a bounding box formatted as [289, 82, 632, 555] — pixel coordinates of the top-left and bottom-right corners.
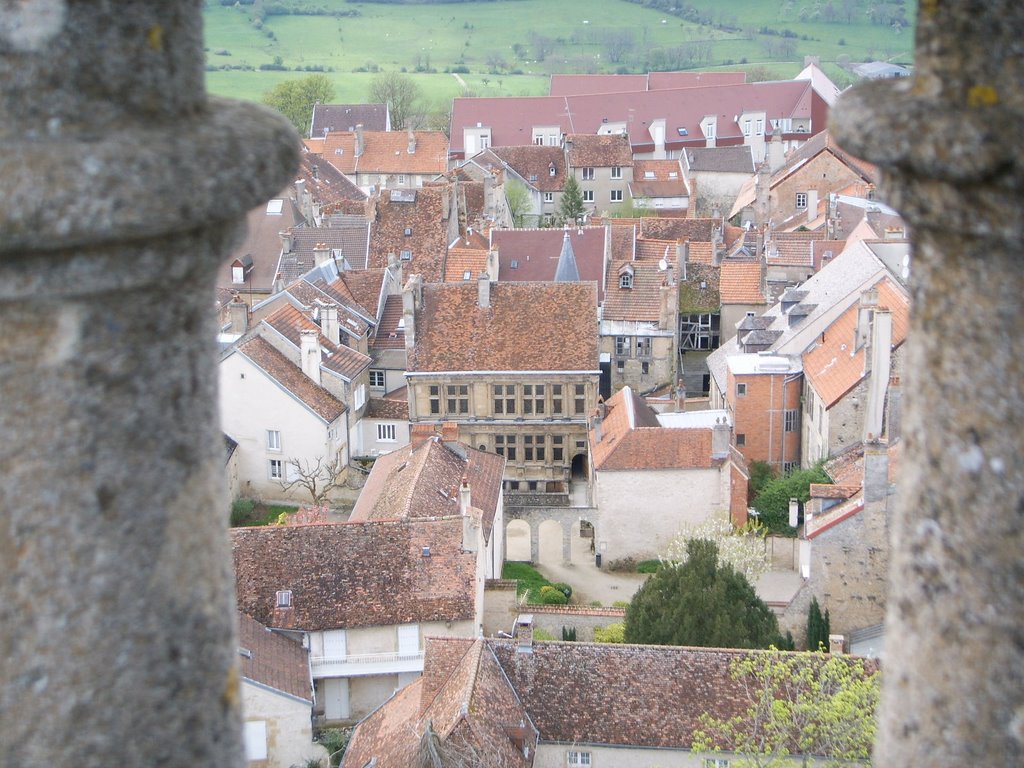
[504, 519, 531, 562]
[537, 519, 564, 565]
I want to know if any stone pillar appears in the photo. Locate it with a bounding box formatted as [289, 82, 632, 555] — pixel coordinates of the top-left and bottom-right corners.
[0, 3, 299, 767]
[562, 519, 572, 564]
[530, 523, 540, 564]
[832, 2, 1024, 764]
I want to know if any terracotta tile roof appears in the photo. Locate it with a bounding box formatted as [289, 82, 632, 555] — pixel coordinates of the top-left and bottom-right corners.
[341, 677, 425, 768]
[687, 241, 715, 264]
[350, 438, 505, 542]
[220, 194, 301, 295]
[320, 129, 448, 176]
[231, 519, 478, 631]
[630, 178, 689, 199]
[492, 227, 607, 302]
[262, 304, 372, 382]
[602, 241, 676, 323]
[235, 336, 346, 423]
[638, 217, 722, 242]
[802, 277, 910, 407]
[278, 218, 371, 280]
[298, 148, 366, 216]
[367, 186, 450, 282]
[631, 159, 688, 200]
[590, 386, 717, 471]
[281, 278, 372, 339]
[365, 389, 409, 420]
[565, 133, 633, 167]
[444, 245, 489, 282]
[720, 260, 766, 304]
[810, 483, 861, 499]
[325, 268, 386, 319]
[310, 103, 388, 137]
[237, 612, 312, 703]
[765, 230, 823, 268]
[487, 145, 567, 193]
[408, 282, 599, 373]
[370, 294, 406, 350]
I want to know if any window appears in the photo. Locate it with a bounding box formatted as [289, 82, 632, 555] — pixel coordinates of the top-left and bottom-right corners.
[243, 720, 268, 762]
[495, 434, 517, 461]
[619, 272, 633, 289]
[680, 313, 721, 351]
[552, 384, 563, 415]
[369, 369, 385, 388]
[524, 435, 546, 461]
[568, 751, 591, 767]
[552, 435, 565, 463]
[610, 189, 623, 202]
[269, 459, 283, 480]
[354, 384, 366, 410]
[704, 759, 730, 768]
[493, 384, 516, 414]
[266, 430, 281, 451]
[276, 589, 292, 608]
[582, 189, 594, 203]
[574, 384, 586, 414]
[736, 382, 747, 396]
[397, 174, 406, 185]
[784, 460, 799, 473]
[232, 264, 245, 283]
[429, 385, 440, 414]
[736, 433, 746, 447]
[523, 384, 545, 414]
[641, 361, 650, 375]
[377, 423, 397, 442]
[796, 192, 808, 209]
[404, 227, 412, 237]
[784, 409, 799, 432]
[636, 337, 652, 358]
[544, 192, 554, 203]
[534, 136, 543, 145]
[581, 167, 595, 180]
[616, 358, 625, 374]
[615, 336, 630, 358]
[610, 165, 622, 179]
[743, 118, 752, 136]
[756, 118, 764, 134]
[549, 164, 557, 177]
[446, 384, 469, 414]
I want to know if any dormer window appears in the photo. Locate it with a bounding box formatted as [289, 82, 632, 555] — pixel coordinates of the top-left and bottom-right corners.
[619, 272, 633, 289]
[275, 590, 292, 608]
[404, 227, 412, 236]
[549, 163, 556, 177]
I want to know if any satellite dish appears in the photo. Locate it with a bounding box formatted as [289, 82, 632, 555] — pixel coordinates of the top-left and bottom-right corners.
[659, 258, 669, 271]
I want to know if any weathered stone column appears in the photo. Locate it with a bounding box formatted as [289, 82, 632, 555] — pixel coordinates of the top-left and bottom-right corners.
[832, 1, 1024, 764]
[0, 2, 298, 766]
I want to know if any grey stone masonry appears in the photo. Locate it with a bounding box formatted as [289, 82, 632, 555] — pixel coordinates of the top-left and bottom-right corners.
[832, 1, 1024, 765]
[0, 2, 299, 767]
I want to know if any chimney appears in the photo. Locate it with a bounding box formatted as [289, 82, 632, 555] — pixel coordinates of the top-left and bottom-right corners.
[855, 288, 879, 350]
[514, 614, 534, 654]
[712, 416, 730, 457]
[864, 307, 893, 442]
[593, 399, 606, 442]
[313, 242, 331, 267]
[659, 283, 673, 330]
[272, 272, 285, 295]
[477, 271, 490, 309]
[486, 248, 500, 281]
[319, 301, 340, 345]
[299, 329, 321, 385]
[410, 423, 436, 450]
[828, 634, 846, 654]
[407, 127, 416, 154]
[863, 437, 890, 505]
[483, 171, 494, 217]
[228, 296, 248, 335]
[767, 132, 785, 171]
[402, 274, 422, 352]
[311, 163, 319, 180]
[754, 161, 771, 228]
[460, 481, 480, 553]
[280, 230, 293, 254]
[441, 421, 459, 443]
[354, 123, 364, 157]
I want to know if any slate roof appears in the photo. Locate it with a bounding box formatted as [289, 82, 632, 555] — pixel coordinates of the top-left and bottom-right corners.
[231, 518, 478, 631]
[565, 133, 633, 167]
[237, 612, 312, 703]
[684, 145, 755, 173]
[351, 437, 505, 542]
[321, 129, 449, 176]
[262, 304, 372, 382]
[485, 145, 567, 193]
[310, 102, 388, 137]
[802, 277, 910, 407]
[491, 227, 607, 302]
[220, 194, 301, 295]
[720, 259, 766, 305]
[408, 282, 599, 373]
[370, 294, 406, 351]
[367, 185, 450, 282]
[590, 386, 718, 471]
[234, 336, 346, 423]
[277, 218, 371, 281]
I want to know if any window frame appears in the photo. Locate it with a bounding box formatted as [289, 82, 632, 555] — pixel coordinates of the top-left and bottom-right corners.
[610, 165, 623, 180]
[368, 369, 386, 388]
[736, 382, 747, 397]
[582, 189, 595, 203]
[581, 167, 595, 181]
[266, 429, 281, 452]
[377, 423, 397, 442]
[796, 191, 808, 209]
[269, 458, 283, 480]
[567, 751, 591, 767]
[610, 189, 624, 203]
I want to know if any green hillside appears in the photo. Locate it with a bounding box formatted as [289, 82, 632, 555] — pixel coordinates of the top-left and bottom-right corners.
[203, 0, 914, 103]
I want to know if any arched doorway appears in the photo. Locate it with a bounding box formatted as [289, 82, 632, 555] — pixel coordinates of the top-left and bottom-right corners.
[537, 519, 564, 565]
[504, 519, 531, 561]
[571, 452, 588, 479]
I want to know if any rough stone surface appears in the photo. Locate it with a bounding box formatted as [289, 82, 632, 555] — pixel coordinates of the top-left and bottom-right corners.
[0, 2, 299, 766]
[832, 1, 1024, 764]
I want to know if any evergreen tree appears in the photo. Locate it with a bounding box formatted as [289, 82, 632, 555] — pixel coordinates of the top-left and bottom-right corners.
[557, 175, 585, 225]
[624, 539, 785, 649]
[807, 597, 833, 651]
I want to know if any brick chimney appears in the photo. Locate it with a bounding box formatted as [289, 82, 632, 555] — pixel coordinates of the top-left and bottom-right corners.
[355, 123, 364, 157]
[402, 274, 422, 352]
[460, 481, 480, 553]
[313, 242, 330, 267]
[280, 230, 293, 254]
[477, 271, 490, 308]
[441, 421, 460, 443]
[407, 127, 416, 154]
[300, 329, 321, 385]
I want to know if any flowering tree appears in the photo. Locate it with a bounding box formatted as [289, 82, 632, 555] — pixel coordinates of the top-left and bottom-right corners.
[662, 510, 770, 583]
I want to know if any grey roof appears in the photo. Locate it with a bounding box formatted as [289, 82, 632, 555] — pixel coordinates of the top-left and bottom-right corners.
[276, 219, 371, 282]
[310, 103, 388, 137]
[685, 146, 754, 173]
[554, 231, 581, 282]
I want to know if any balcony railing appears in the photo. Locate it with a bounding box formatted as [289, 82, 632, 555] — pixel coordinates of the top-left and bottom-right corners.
[309, 649, 425, 677]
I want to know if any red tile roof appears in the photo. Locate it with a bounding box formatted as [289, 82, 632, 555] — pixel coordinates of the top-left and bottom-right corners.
[550, 72, 746, 97]
[565, 133, 633, 167]
[321, 129, 448, 176]
[491, 227, 607, 302]
[365, 389, 409, 420]
[486, 145, 567, 193]
[367, 186, 450, 282]
[262, 304, 372, 382]
[310, 102, 388, 137]
[719, 260, 766, 305]
[590, 387, 718, 471]
[370, 294, 405, 350]
[237, 612, 312, 703]
[444, 245, 489, 282]
[235, 336, 346, 423]
[231, 519, 478, 631]
[602, 241, 676, 323]
[408, 281, 599, 373]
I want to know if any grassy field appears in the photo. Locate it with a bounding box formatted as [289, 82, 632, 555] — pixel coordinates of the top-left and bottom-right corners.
[203, 0, 914, 104]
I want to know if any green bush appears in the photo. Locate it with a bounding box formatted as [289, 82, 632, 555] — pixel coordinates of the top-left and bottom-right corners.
[230, 499, 255, 526]
[636, 559, 662, 574]
[552, 582, 572, 599]
[541, 588, 568, 605]
[751, 463, 831, 534]
[317, 728, 351, 767]
[594, 622, 625, 643]
[533, 627, 557, 641]
[612, 600, 630, 609]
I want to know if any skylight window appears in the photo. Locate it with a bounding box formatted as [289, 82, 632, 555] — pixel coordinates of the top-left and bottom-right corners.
[266, 199, 283, 215]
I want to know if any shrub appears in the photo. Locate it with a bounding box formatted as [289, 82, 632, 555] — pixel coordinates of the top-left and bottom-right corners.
[561, 626, 577, 641]
[552, 582, 572, 599]
[589, 600, 603, 607]
[637, 559, 662, 574]
[612, 600, 630, 609]
[751, 464, 831, 534]
[594, 622, 625, 643]
[541, 589, 568, 605]
[533, 627, 557, 641]
[317, 728, 351, 767]
[230, 499, 255, 526]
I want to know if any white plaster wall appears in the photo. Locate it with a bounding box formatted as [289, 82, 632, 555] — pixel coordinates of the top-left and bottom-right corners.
[241, 683, 326, 768]
[595, 467, 725, 563]
[533, 743, 714, 768]
[219, 352, 345, 503]
[353, 416, 411, 458]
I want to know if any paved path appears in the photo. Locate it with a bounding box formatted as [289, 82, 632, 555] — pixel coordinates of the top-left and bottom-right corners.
[451, 72, 467, 89]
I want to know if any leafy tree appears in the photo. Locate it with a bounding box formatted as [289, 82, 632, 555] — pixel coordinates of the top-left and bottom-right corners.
[262, 73, 335, 137]
[752, 463, 831, 534]
[692, 649, 880, 767]
[662, 510, 769, 584]
[625, 539, 784, 649]
[504, 179, 531, 227]
[556, 175, 585, 225]
[748, 460, 777, 501]
[368, 71, 422, 130]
